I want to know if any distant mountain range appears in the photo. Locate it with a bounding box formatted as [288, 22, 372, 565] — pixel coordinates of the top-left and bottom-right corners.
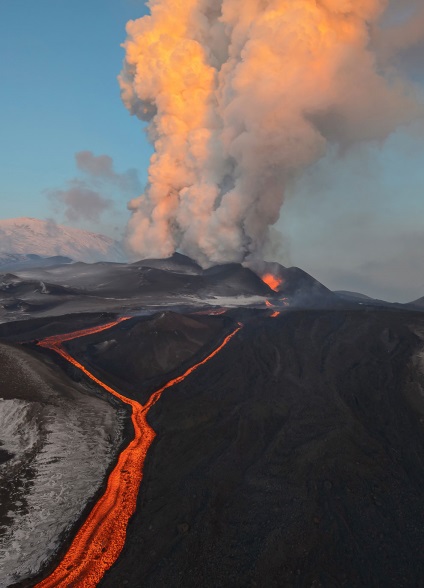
[0, 218, 127, 264]
[0, 253, 74, 273]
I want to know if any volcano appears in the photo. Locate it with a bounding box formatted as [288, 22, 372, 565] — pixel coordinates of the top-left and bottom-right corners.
[0, 257, 424, 588]
[0, 254, 346, 325]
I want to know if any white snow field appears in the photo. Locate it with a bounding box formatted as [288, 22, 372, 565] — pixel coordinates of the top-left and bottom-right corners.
[0, 343, 124, 586]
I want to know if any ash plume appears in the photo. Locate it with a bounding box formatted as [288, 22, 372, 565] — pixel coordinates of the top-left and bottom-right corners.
[48, 151, 140, 225]
[120, 0, 423, 266]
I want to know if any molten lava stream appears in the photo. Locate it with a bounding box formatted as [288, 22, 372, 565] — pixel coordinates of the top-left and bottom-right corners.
[35, 318, 242, 588]
[265, 300, 280, 318]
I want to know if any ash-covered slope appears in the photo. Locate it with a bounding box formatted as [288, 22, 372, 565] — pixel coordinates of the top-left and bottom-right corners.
[133, 253, 203, 275]
[65, 312, 228, 397]
[203, 263, 271, 297]
[335, 290, 373, 301]
[2, 298, 424, 587]
[335, 290, 407, 309]
[410, 296, 424, 308]
[13, 254, 269, 297]
[0, 255, 276, 321]
[97, 309, 424, 588]
[255, 261, 340, 306]
[0, 218, 126, 263]
[0, 254, 350, 322]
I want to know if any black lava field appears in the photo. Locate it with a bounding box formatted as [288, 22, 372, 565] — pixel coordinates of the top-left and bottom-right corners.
[1, 255, 424, 588]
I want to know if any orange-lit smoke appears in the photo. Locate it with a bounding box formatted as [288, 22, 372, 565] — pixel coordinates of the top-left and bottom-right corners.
[120, 0, 422, 265]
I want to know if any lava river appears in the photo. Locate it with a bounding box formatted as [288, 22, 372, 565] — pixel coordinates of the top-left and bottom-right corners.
[34, 318, 242, 587]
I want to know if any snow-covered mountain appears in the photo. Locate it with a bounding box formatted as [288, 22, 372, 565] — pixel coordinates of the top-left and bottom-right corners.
[0, 218, 127, 263]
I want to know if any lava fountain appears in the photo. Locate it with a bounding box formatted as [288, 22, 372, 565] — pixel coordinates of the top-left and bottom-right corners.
[35, 318, 242, 587]
[262, 273, 283, 292]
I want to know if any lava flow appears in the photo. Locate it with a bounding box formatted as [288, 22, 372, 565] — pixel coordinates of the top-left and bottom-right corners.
[35, 318, 242, 588]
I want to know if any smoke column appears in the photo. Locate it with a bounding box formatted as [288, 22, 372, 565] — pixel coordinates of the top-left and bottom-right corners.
[120, 0, 420, 265]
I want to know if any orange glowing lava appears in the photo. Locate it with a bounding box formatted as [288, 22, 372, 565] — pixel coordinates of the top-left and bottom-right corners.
[35, 318, 242, 588]
[262, 273, 283, 292]
[270, 311, 280, 318]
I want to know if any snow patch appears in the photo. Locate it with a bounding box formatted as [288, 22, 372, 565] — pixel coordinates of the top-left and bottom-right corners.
[0, 218, 127, 263]
[184, 294, 268, 308]
[0, 346, 124, 586]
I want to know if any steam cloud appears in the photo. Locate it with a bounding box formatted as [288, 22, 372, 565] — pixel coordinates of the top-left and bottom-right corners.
[120, 0, 423, 265]
[50, 182, 113, 223]
[49, 151, 140, 224]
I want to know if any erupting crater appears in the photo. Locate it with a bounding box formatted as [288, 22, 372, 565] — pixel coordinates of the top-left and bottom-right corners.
[34, 317, 242, 588]
[262, 273, 283, 292]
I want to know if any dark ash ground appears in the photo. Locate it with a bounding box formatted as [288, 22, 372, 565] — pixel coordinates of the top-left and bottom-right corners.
[1, 257, 424, 587]
[95, 309, 424, 588]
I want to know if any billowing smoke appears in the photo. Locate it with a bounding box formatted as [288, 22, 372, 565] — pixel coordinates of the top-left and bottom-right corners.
[48, 151, 140, 226]
[120, 0, 422, 266]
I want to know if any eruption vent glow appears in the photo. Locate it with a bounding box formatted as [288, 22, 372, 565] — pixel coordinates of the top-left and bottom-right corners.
[262, 273, 283, 292]
[120, 0, 420, 265]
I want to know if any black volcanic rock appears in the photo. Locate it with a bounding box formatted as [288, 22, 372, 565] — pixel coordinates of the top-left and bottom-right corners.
[0, 257, 277, 322]
[335, 290, 401, 309]
[99, 308, 424, 588]
[0, 312, 119, 343]
[2, 284, 424, 587]
[202, 263, 272, 297]
[132, 253, 203, 275]
[65, 312, 229, 399]
[255, 262, 341, 306]
[410, 296, 424, 308]
[335, 290, 373, 301]
[0, 255, 359, 323]
[279, 266, 334, 297]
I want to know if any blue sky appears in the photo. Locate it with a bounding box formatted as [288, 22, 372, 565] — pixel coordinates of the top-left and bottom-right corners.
[0, 1, 423, 301]
[0, 0, 151, 235]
